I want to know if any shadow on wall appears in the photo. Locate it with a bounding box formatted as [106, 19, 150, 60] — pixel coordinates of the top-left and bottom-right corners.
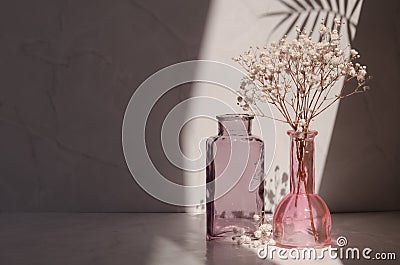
[265, 166, 289, 212]
[0, 0, 210, 212]
[320, 0, 400, 212]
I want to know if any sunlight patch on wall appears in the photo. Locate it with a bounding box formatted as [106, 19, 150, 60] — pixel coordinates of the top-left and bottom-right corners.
[183, 0, 364, 212]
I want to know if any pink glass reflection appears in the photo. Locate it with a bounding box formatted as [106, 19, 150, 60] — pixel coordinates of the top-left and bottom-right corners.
[273, 130, 331, 248]
[206, 114, 265, 240]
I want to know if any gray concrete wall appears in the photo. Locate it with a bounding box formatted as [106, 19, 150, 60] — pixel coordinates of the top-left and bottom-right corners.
[0, 0, 398, 213]
[0, 0, 210, 212]
[320, 0, 400, 212]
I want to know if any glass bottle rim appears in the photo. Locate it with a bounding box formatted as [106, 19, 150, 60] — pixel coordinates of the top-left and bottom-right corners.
[216, 114, 254, 121]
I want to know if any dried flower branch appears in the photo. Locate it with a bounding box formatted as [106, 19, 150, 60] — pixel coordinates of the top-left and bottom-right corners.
[233, 18, 370, 132]
[233, 18, 371, 244]
[232, 214, 275, 247]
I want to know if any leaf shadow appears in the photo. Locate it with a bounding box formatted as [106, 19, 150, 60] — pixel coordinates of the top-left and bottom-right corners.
[260, 0, 363, 46]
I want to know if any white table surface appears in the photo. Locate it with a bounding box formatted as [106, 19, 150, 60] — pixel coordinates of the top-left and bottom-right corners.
[0, 212, 398, 265]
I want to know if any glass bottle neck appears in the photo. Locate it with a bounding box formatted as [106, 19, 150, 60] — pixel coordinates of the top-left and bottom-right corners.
[217, 114, 253, 136]
[288, 130, 317, 194]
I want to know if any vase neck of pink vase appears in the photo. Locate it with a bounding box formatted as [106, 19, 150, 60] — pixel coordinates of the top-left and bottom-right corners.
[288, 130, 318, 195]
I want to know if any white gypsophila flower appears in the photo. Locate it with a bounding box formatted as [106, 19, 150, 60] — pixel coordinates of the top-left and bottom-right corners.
[298, 119, 306, 127]
[238, 227, 245, 235]
[259, 224, 270, 232]
[349, 67, 356, 77]
[253, 214, 260, 221]
[237, 235, 251, 245]
[357, 69, 367, 82]
[237, 235, 246, 245]
[254, 230, 262, 239]
[350, 49, 358, 56]
[232, 227, 238, 234]
[331, 56, 340, 66]
[253, 240, 261, 248]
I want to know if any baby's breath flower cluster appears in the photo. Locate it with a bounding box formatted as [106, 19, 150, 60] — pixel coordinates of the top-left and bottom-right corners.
[233, 19, 370, 131]
[232, 214, 275, 247]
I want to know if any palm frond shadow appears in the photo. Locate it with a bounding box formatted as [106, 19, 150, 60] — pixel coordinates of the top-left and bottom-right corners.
[261, 0, 363, 46]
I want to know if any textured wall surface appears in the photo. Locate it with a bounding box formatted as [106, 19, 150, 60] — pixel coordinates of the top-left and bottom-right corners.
[0, 0, 398, 213]
[0, 0, 210, 211]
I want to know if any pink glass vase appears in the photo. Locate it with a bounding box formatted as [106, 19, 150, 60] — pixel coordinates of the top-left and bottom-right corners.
[206, 114, 265, 240]
[273, 130, 331, 248]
